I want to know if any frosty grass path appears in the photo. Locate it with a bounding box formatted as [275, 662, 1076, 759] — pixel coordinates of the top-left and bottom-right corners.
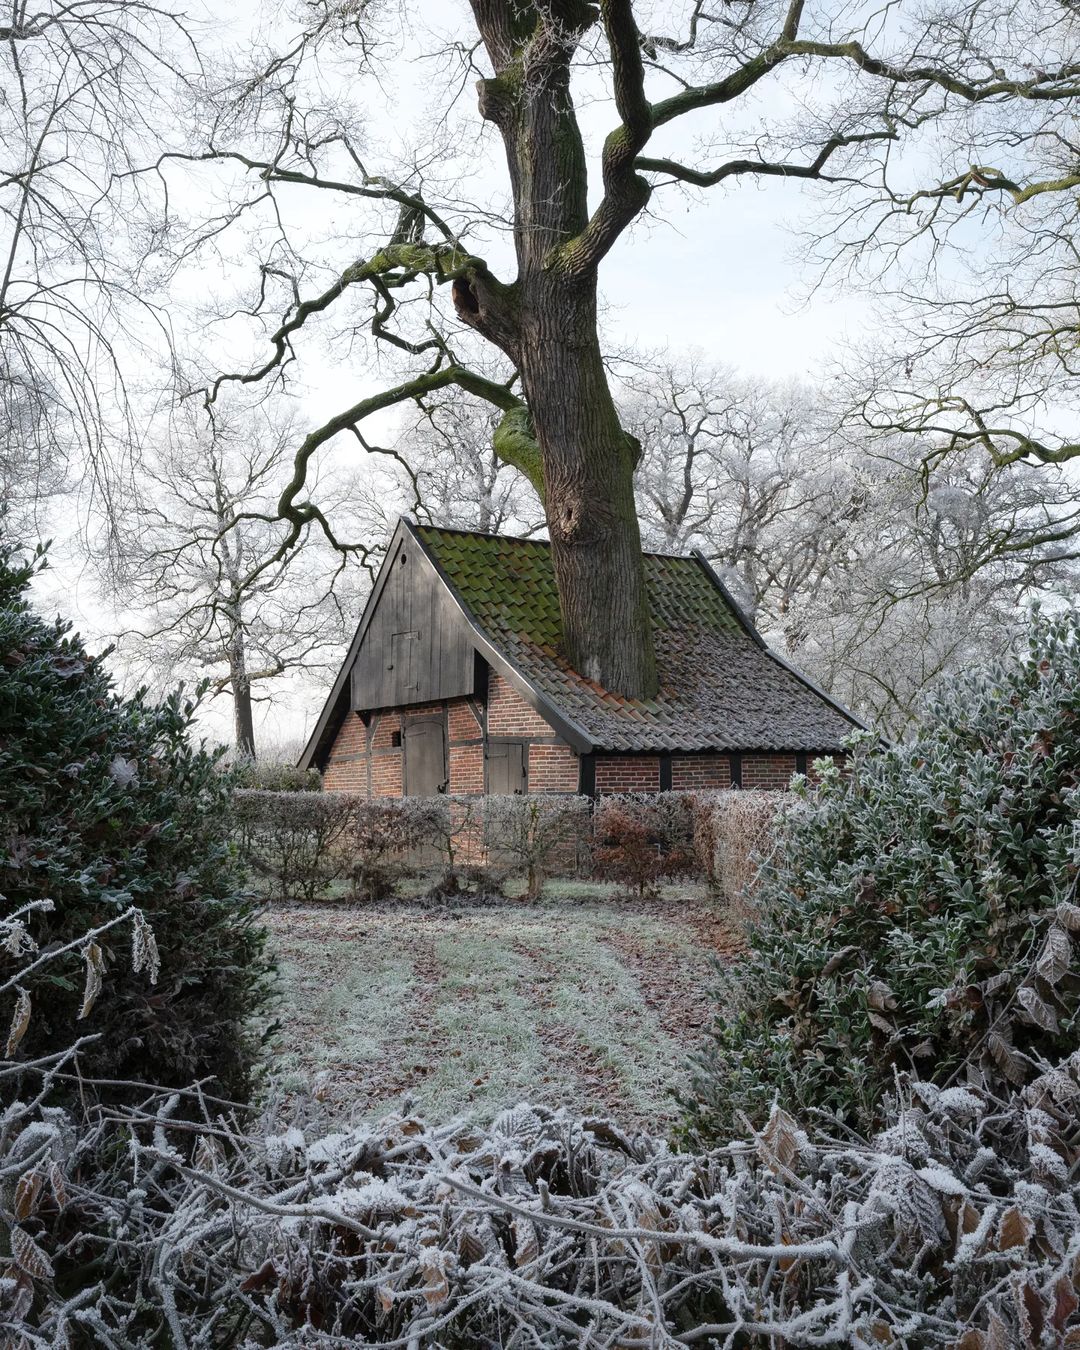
[266, 888, 739, 1130]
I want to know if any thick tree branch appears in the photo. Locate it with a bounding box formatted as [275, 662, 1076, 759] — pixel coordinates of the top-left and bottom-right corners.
[636, 125, 897, 187]
[207, 243, 505, 405]
[556, 0, 653, 273]
[559, 0, 809, 272]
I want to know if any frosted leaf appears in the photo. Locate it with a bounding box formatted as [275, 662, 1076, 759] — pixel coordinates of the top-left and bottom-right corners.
[11, 1225, 53, 1279]
[916, 1165, 967, 1196]
[1017, 984, 1058, 1033]
[131, 913, 160, 984]
[1028, 1143, 1068, 1183]
[306, 1130, 368, 1168]
[1037, 924, 1071, 985]
[332, 1177, 408, 1214]
[936, 1088, 984, 1118]
[988, 1031, 1027, 1084]
[2, 919, 36, 959]
[78, 942, 104, 1020]
[5, 987, 31, 1056]
[759, 1104, 801, 1173]
[264, 1128, 306, 1172]
[1056, 900, 1080, 932]
[996, 1206, 1034, 1251]
[109, 755, 138, 787]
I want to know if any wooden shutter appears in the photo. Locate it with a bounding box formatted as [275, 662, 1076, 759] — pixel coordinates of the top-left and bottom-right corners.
[403, 717, 447, 797]
[487, 741, 526, 794]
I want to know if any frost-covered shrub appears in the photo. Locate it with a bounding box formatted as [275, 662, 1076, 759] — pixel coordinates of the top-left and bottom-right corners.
[592, 792, 697, 898]
[232, 789, 358, 901]
[691, 789, 783, 918]
[347, 798, 448, 902]
[417, 794, 489, 898]
[683, 609, 1080, 1145]
[481, 794, 591, 898]
[11, 1050, 1080, 1346]
[0, 540, 272, 1102]
[232, 760, 322, 792]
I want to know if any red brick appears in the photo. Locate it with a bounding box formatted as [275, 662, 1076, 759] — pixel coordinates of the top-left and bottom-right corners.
[372, 751, 403, 797]
[487, 673, 550, 737]
[323, 714, 370, 795]
[449, 744, 484, 794]
[594, 756, 661, 794]
[672, 755, 732, 790]
[448, 698, 482, 743]
[743, 755, 797, 790]
[527, 743, 580, 793]
[371, 712, 401, 749]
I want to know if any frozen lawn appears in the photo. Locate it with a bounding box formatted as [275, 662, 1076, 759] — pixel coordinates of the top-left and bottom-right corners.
[265, 885, 739, 1131]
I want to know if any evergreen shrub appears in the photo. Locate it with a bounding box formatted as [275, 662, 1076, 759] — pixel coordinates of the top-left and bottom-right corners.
[0, 541, 273, 1102]
[682, 610, 1080, 1145]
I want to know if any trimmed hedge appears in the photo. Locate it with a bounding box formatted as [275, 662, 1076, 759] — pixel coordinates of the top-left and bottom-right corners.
[231, 787, 785, 907]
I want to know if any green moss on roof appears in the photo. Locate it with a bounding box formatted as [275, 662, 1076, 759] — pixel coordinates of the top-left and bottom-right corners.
[415, 525, 739, 655]
[411, 522, 857, 752]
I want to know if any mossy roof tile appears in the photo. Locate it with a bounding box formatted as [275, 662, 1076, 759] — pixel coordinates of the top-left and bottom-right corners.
[414, 523, 858, 754]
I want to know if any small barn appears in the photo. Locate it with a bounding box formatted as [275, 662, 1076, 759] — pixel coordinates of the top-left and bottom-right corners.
[299, 517, 861, 796]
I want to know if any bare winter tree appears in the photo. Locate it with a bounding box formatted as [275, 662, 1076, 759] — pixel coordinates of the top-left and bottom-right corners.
[620, 355, 854, 621]
[0, 1, 192, 533]
[349, 385, 546, 546]
[622, 354, 1080, 730]
[106, 402, 360, 759]
[801, 1, 1080, 473]
[133, 0, 1080, 700]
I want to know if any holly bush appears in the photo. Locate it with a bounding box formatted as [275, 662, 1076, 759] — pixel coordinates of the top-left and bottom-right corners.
[0, 540, 274, 1103]
[681, 608, 1080, 1144]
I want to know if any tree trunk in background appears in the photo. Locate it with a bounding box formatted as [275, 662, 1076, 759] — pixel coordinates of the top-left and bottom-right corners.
[464, 0, 658, 699]
[231, 653, 257, 760]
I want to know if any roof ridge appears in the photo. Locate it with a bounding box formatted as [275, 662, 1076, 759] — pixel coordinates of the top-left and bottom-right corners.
[413, 519, 696, 563]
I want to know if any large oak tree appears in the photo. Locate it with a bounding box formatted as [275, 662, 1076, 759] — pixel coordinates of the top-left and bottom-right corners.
[153, 0, 1080, 697]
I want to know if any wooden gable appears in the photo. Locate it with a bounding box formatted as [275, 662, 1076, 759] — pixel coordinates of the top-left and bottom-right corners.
[348, 533, 475, 712]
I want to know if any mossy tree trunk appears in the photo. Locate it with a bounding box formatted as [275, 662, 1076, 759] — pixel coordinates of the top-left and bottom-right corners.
[457, 0, 658, 698]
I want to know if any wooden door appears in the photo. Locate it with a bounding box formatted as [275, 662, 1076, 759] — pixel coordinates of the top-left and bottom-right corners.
[487, 740, 527, 794]
[403, 717, 447, 796]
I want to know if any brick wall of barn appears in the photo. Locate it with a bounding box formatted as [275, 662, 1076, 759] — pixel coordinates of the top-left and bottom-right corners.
[321, 670, 839, 797]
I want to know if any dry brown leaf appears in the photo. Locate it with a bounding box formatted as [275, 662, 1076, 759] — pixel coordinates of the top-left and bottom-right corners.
[1052, 1275, 1079, 1332]
[1038, 924, 1072, 985]
[1017, 984, 1059, 1033]
[986, 1312, 1012, 1350]
[512, 1216, 539, 1269]
[48, 1162, 66, 1209]
[760, 1104, 800, 1173]
[988, 1031, 1027, 1085]
[14, 1169, 44, 1221]
[419, 1252, 449, 1310]
[997, 1207, 1035, 1251]
[952, 1330, 985, 1350]
[1056, 901, 1080, 933]
[78, 942, 104, 1020]
[5, 987, 31, 1057]
[11, 1225, 53, 1279]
